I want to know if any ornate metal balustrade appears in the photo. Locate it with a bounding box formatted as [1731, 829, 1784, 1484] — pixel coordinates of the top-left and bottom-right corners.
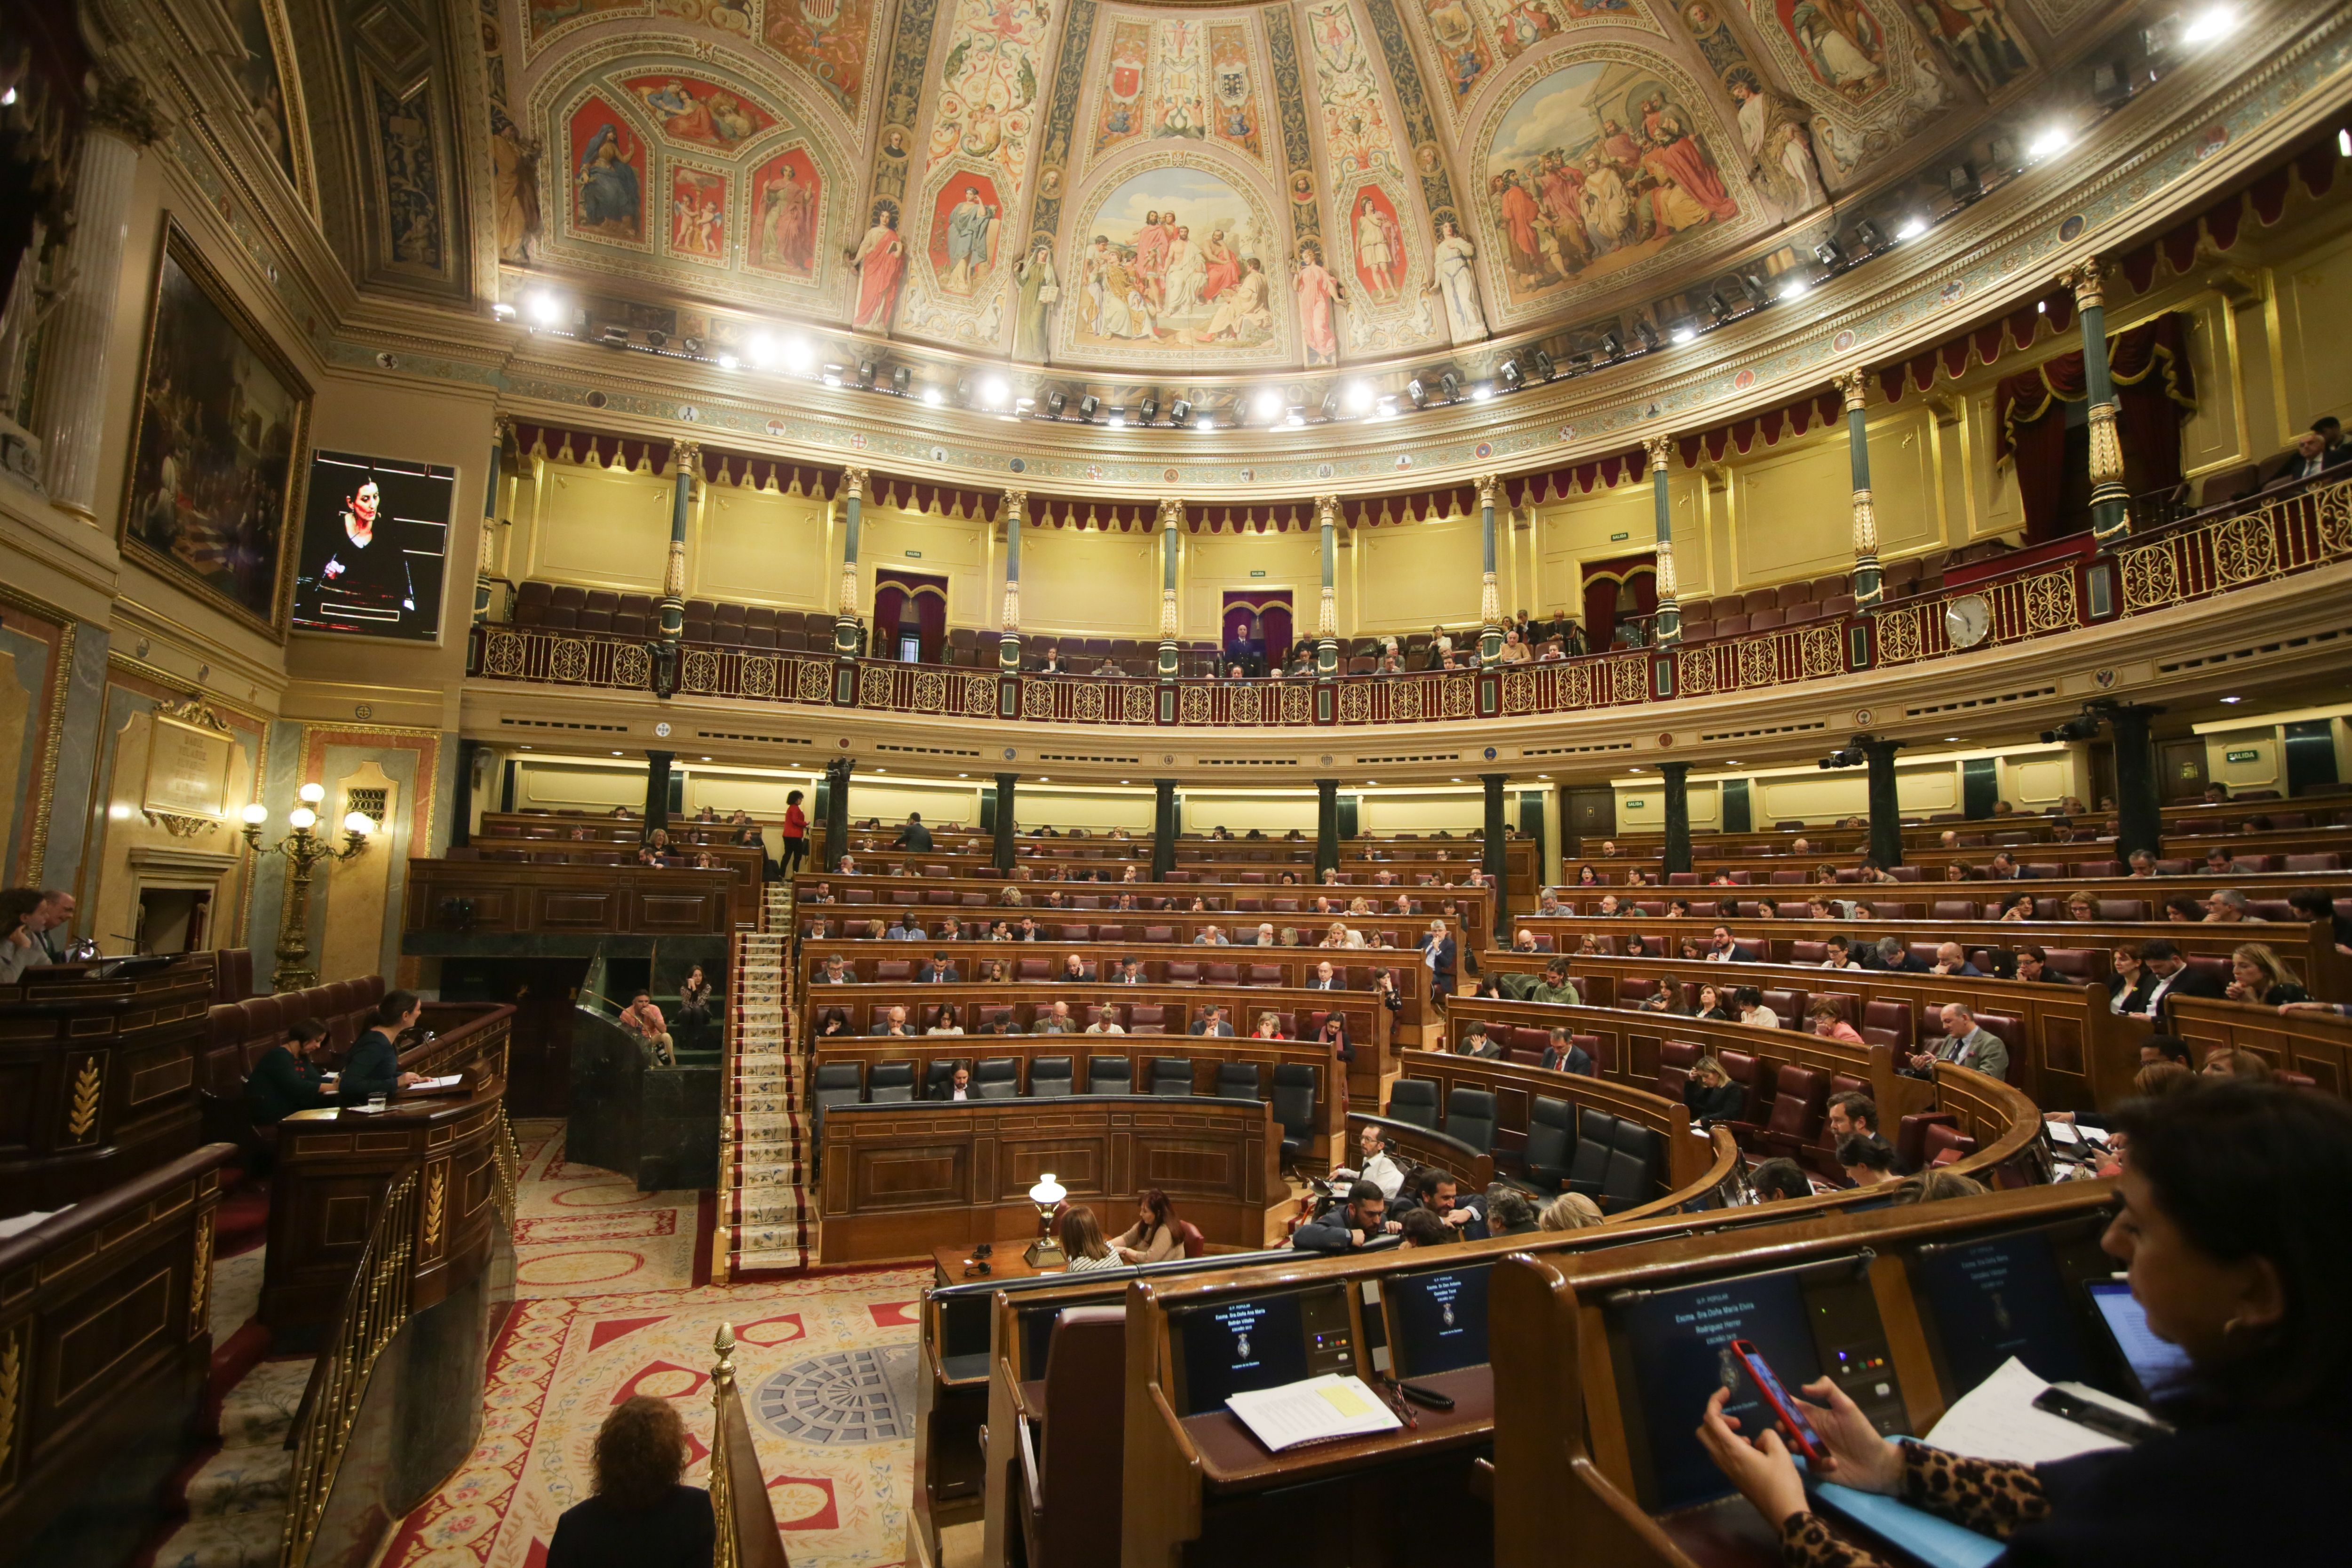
[469, 478, 2352, 729]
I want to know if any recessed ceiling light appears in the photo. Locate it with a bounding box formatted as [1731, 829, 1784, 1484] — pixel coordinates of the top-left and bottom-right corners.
[979, 376, 1009, 407]
[1780, 276, 1811, 301]
[922, 387, 943, 406]
[611, 750, 623, 756]
[701, 756, 712, 761]
[781, 337, 814, 373]
[1896, 215, 1927, 240]
[2026, 124, 2071, 159]
[2181, 6, 2239, 46]
[1669, 326, 1696, 345]
[2219, 695, 2243, 704]
[1945, 736, 1962, 742]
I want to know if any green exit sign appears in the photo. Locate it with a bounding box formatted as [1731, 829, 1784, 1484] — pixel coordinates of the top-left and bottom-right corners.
[2225, 748, 2259, 763]
[1626, 798, 1647, 808]
[1611, 531, 1630, 541]
[905, 549, 923, 558]
[1249, 569, 1267, 578]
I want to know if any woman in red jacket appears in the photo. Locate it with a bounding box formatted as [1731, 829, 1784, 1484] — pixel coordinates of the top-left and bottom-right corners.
[780, 789, 808, 877]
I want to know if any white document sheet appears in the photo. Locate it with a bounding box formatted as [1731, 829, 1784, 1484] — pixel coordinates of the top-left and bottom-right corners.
[1226, 1374, 1404, 1452]
[1924, 1357, 2127, 1465]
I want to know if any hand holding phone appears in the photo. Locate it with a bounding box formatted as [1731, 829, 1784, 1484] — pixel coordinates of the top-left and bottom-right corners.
[1729, 1340, 1825, 1462]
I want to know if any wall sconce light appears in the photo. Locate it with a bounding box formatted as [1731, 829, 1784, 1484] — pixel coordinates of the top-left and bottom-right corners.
[240, 782, 373, 991]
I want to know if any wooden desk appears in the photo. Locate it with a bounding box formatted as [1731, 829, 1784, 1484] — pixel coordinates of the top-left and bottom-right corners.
[0, 955, 212, 1216]
[2167, 995, 2352, 1093]
[1181, 1363, 1496, 1491]
[262, 1075, 509, 1336]
[818, 1095, 1279, 1264]
[930, 1241, 1064, 1285]
[401, 858, 739, 948]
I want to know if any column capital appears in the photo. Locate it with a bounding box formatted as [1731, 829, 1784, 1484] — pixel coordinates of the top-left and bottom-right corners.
[492, 413, 515, 443]
[838, 466, 868, 501]
[84, 72, 168, 146]
[670, 439, 700, 473]
[1836, 367, 1871, 412]
[1314, 493, 1342, 530]
[1002, 488, 1028, 522]
[1643, 435, 1673, 471]
[1475, 472, 1500, 509]
[1158, 496, 1187, 532]
[2057, 255, 2106, 311]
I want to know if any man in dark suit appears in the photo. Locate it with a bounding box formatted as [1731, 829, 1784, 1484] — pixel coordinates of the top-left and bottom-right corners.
[918, 952, 960, 983]
[893, 812, 935, 851]
[1541, 1026, 1595, 1076]
[1293, 1181, 1391, 1253]
[1704, 926, 1757, 963]
[1191, 1004, 1236, 1037]
[928, 1064, 973, 1101]
[1456, 1022, 1505, 1059]
[1869, 936, 1934, 972]
[1305, 960, 1343, 990]
[2263, 426, 2352, 487]
[246, 1019, 334, 1127]
[340, 990, 424, 1105]
[1112, 958, 1146, 984]
[2142, 938, 2227, 1017]
[1420, 920, 1457, 1002]
[812, 955, 852, 983]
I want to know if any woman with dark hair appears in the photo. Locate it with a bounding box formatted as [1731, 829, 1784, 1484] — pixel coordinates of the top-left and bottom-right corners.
[814, 1006, 851, 1037]
[676, 965, 715, 1031]
[1692, 983, 1733, 1022]
[1057, 1203, 1122, 1271]
[547, 1394, 713, 1568]
[1112, 1189, 1184, 1263]
[0, 886, 51, 984]
[2109, 942, 2157, 1016]
[1576, 864, 1601, 886]
[1700, 1081, 2352, 1566]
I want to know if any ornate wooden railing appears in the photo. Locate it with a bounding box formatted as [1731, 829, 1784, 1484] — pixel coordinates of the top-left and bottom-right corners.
[708, 1322, 789, 1568]
[468, 477, 2352, 727]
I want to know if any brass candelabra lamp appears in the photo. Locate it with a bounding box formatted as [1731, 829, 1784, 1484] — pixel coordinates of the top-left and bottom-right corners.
[241, 782, 373, 992]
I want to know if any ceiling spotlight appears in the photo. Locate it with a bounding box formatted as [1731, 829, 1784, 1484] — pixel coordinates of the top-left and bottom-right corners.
[1813, 238, 1845, 269]
[1169, 398, 1192, 425]
[1598, 330, 1623, 359]
[1045, 390, 1066, 418]
[491, 301, 517, 320]
[979, 375, 1008, 407]
[2026, 123, 2071, 159]
[855, 360, 876, 388]
[527, 291, 563, 325]
[746, 332, 775, 366]
[1438, 370, 1462, 401]
[644, 329, 667, 350]
[1139, 396, 1159, 425]
[1078, 393, 1099, 421]
[1634, 320, 1660, 351]
[1345, 380, 1377, 413]
[1498, 358, 1522, 389]
[892, 365, 911, 395]
[1108, 410, 1127, 428]
[1253, 389, 1283, 421]
[954, 374, 974, 406]
[1406, 377, 1429, 408]
[922, 387, 944, 406]
[1669, 324, 1696, 345]
[716, 353, 739, 370]
[1947, 163, 1981, 201]
[1706, 291, 1732, 323]
[1896, 214, 1928, 241]
[1855, 219, 1883, 251]
[598, 324, 629, 347]
[1740, 271, 1771, 302]
[1285, 407, 1305, 427]
[1780, 275, 1812, 301]
[820, 364, 842, 386]
[1529, 348, 1555, 380]
[1320, 389, 1344, 420]
[2180, 6, 2238, 46]
[781, 337, 814, 373]
[1469, 382, 1493, 402]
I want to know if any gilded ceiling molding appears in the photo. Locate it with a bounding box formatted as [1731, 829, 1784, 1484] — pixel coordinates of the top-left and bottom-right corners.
[1026, 0, 1100, 252]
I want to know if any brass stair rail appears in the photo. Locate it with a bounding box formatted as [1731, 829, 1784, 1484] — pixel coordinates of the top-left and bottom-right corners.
[708, 1321, 789, 1568]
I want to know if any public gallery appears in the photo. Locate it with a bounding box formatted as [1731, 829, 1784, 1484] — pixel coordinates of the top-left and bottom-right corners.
[2, 0, 2349, 1565]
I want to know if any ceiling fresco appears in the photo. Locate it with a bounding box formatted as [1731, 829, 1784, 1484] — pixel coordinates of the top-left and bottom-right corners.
[469, 0, 2112, 376]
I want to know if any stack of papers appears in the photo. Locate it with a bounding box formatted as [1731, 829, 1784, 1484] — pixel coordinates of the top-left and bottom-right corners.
[1226, 1374, 1404, 1452]
[1926, 1358, 2126, 1464]
[409, 1074, 465, 1092]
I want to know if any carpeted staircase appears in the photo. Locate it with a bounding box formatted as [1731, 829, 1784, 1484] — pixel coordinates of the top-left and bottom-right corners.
[729, 880, 811, 1272]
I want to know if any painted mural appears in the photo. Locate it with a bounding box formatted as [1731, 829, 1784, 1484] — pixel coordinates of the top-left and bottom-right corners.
[1743, 0, 1949, 174]
[1094, 18, 1152, 156]
[747, 149, 824, 276]
[1477, 51, 1746, 311]
[569, 99, 649, 244]
[625, 74, 774, 147]
[1910, 0, 2032, 98]
[1208, 24, 1263, 159]
[668, 163, 730, 261]
[905, 0, 1052, 336]
[763, 0, 877, 116]
[1417, 0, 1655, 122]
[1304, 2, 1396, 182]
[226, 0, 301, 190]
[1060, 162, 1289, 360]
[1086, 13, 1270, 170]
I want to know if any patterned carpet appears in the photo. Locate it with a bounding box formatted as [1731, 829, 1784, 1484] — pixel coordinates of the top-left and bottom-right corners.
[379, 1122, 930, 1568]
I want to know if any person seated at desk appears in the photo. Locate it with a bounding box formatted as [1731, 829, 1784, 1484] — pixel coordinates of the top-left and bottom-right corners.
[1032, 1001, 1078, 1034]
[1837, 1133, 1900, 1187]
[1112, 958, 1146, 986]
[919, 952, 960, 984]
[1057, 1204, 1125, 1272]
[924, 1003, 964, 1036]
[1305, 959, 1344, 991]
[1293, 1180, 1391, 1253]
[1685, 1055, 1746, 1123]
[0, 886, 52, 983]
[1901, 1001, 2008, 1082]
[1057, 952, 1090, 981]
[1085, 1006, 1126, 1035]
[1486, 1187, 1540, 1237]
[1806, 999, 1865, 1045]
[1689, 983, 1733, 1022]
[1191, 1004, 1236, 1037]
[1529, 959, 1581, 1005]
[247, 1018, 335, 1128]
[1736, 986, 1780, 1031]
[1397, 1208, 1454, 1248]
[2010, 945, 2066, 984]
[930, 1064, 973, 1099]
[548, 1395, 713, 1568]
[1456, 1021, 1505, 1059]
[875, 1005, 916, 1037]
[1747, 1157, 1817, 1202]
[1112, 1189, 1185, 1264]
[1333, 1124, 1410, 1199]
[1542, 1026, 1595, 1075]
[1251, 1011, 1287, 1041]
[1193, 923, 1230, 946]
[1700, 1081, 2352, 1568]
[2227, 942, 2310, 1006]
[1540, 1191, 1605, 1229]
[1392, 1170, 1486, 1238]
[340, 991, 426, 1106]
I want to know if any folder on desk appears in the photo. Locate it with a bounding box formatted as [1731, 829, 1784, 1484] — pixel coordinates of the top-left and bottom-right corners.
[1805, 1478, 2005, 1568]
[1226, 1374, 1403, 1452]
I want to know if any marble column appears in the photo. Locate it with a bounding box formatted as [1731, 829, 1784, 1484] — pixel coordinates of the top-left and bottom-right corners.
[2061, 256, 2132, 549]
[1315, 779, 1340, 879]
[1482, 773, 1510, 923]
[1477, 475, 1504, 666]
[2106, 704, 2163, 863]
[1645, 437, 1681, 645]
[993, 772, 1019, 874]
[1840, 371, 1884, 612]
[999, 489, 1025, 672]
[1660, 763, 1692, 878]
[822, 757, 853, 870]
[1315, 494, 1341, 677]
[834, 466, 866, 656]
[1863, 739, 1905, 868]
[473, 418, 509, 625]
[31, 76, 163, 517]
[1152, 780, 1178, 880]
[451, 740, 482, 847]
[1157, 499, 1183, 679]
[643, 750, 674, 834]
[660, 442, 697, 641]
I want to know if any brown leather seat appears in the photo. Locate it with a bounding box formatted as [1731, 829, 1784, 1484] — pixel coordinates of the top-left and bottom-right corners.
[1018, 1305, 1127, 1568]
[1756, 1063, 1831, 1160]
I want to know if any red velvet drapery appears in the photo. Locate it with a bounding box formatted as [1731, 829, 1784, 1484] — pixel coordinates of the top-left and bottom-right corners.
[1581, 555, 1657, 648]
[873, 569, 948, 661]
[1995, 312, 2198, 541]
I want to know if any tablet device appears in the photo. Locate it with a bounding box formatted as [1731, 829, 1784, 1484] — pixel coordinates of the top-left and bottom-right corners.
[2084, 1280, 2192, 1403]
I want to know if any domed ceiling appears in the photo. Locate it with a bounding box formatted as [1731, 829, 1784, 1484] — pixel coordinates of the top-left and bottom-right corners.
[480, 0, 2092, 375]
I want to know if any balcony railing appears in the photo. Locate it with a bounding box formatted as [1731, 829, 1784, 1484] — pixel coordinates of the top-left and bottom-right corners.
[468, 477, 2352, 729]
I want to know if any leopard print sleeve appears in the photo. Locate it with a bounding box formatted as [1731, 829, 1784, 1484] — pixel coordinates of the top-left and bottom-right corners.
[1774, 1440, 2050, 1566]
[1895, 1439, 2050, 1539]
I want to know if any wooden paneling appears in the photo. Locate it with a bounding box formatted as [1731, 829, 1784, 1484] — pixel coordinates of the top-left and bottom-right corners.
[403, 860, 736, 941]
[2167, 997, 2352, 1096]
